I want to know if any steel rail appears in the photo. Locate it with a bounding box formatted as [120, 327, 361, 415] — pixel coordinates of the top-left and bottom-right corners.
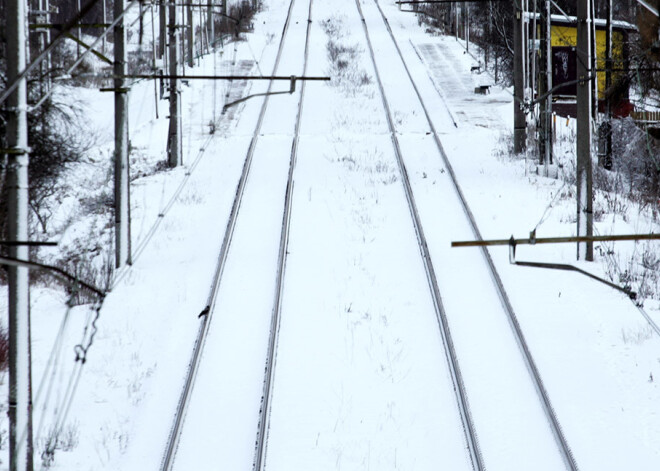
[252, 1, 314, 469]
[159, 0, 300, 468]
[371, 1, 579, 470]
[353, 1, 484, 469]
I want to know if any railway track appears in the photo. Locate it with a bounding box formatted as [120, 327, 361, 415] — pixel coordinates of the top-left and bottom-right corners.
[159, 0, 579, 468]
[252, 0, 314, 469]
[356, 1, 578, 470]
[159, 0, 309, 468]
[353, 0, 483, 469]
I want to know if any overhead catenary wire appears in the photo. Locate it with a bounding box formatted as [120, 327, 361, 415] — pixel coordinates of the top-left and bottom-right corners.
[0, 0, 107, 107]
[30, 0, 142, 110]
[0, 255, 106, 467]
[33, 298, 76, 450]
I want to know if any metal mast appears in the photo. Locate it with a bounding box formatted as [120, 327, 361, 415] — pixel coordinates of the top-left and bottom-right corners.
[6, 0, 34, 468]
[513, 0, 527, 153]
[186, 0, 194, 67]
[114, 0, 131, 267]
[167, 0, 182, 166]
[539, 0, 553, 172]
[577, 0, 594, 260]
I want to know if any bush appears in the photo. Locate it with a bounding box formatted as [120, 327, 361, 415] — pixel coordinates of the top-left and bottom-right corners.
[215, 0, 263, 39]
[321, 16, 372, 96]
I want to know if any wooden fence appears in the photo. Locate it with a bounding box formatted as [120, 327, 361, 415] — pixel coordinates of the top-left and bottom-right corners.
[631, 110, 660, 123]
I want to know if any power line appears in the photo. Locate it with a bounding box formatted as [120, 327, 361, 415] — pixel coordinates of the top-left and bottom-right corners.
[0, 0, 106, 108]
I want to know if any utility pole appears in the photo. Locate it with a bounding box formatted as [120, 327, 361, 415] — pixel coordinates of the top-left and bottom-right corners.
[114, 0, 131, 267]
[76, 0, 81, 56]
[34, 0, 50, 95]
[186, 0, 194, 67]
[577, 0, 594, 261]
[222, 0, 228, 35]
[158, 0, 167, 59]
[599, 0, 613, 169]
[538, 0, 553, 172]
[102, 0, 106, 55]
[207, 0, 214, 48]
[513, 0, 527, 153]
[6, 0, 34, 468]
[465, 2, 470, 51]
[590, 0, 598, 119]
[167, 0, 182, 167]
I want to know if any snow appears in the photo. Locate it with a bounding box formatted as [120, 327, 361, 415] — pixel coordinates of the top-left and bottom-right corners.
[1, 0, 660, 470]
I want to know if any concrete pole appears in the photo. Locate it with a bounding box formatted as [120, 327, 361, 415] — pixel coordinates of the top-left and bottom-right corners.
[207, 0, 214, 48]
[114, 0, 131, 267]
[539, 0, 553, 170]
[603, 0, 613, 169]
[76, 0, 81, 56]
[44, 0, 51, 83]
[222, 0, 228, 35]
[513, 1, 527, 153]
[102, 0, 106, 55]
[139, 0, 145, 46]
[465, 3, 470, 52]
[168, 1, 182, 167]
[186, 1, 194, 67]
[590, 0, 598, 119]
[6, 0, 33, 469]
[158, 0, 167, 59]
[577, 0, 594, 261]
[36, 0, 45, 96]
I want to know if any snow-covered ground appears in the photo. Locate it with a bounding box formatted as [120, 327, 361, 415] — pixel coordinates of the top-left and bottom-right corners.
[1, 0, 660, 470]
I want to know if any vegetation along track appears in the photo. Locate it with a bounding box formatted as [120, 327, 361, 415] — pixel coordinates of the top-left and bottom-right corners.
[251, 0, 314, 469]
[356, 1, 579, 470]
[159, 0, 303, 468]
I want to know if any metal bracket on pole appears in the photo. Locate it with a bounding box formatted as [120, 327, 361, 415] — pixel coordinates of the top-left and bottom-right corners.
[506, 236, 637, 300]
[99, 87, 131, 92]
[0, 255, 106, 299]
[64, 32, 113, 64]
[453, 233, 659, 301]
[0, 241, 57, 247]
[452, 232, 660, 248]
[222, 75, 327, 111]
[0, 147, 31, 155]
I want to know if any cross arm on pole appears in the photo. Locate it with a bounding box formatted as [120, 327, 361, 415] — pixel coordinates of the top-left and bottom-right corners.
[0, 241, 58, 247]
[452, 233, 660, 248]
[94, 74, 331, 81]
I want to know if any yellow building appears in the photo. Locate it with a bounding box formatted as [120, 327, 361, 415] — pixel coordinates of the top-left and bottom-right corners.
[548, 15, 634, 101]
